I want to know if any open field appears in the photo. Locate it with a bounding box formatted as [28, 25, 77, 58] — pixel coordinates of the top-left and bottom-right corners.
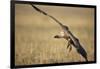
[15, 4, 95, 65]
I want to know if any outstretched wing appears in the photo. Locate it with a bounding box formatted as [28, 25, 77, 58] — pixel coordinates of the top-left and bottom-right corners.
[31, 4, 47, 15]
[77, 41, 88, 61]
[70, 36, 88, 61]
[30, 4, 64, 28]
[65, 30, 88, 61]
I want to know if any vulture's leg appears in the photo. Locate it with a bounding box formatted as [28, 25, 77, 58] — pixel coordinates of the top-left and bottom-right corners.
[66, 37, 73, 52]
[69, 44, 72, 52]
[67, 40, 72, 52]
[67, 41, 71, 49]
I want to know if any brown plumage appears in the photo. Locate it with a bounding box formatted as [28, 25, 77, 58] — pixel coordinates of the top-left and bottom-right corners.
[30, 4, 88, 61]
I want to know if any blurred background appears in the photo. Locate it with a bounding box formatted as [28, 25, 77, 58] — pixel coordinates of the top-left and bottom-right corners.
[15, 3, 95, 65]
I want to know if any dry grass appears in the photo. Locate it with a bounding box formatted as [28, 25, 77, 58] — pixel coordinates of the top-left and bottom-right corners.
[15, 4, 95, 65]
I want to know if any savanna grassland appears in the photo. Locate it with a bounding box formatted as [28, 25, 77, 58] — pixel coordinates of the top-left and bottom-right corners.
[15, 4, 95, 65]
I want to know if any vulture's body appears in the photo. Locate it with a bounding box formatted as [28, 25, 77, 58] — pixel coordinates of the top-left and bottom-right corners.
[30, 4, 88, 61]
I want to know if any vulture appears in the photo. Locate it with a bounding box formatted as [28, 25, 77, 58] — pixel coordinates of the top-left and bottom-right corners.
[30, 4, 88, 61]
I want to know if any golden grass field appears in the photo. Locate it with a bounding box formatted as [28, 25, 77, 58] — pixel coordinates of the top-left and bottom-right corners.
[15, 4, 95, 65]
